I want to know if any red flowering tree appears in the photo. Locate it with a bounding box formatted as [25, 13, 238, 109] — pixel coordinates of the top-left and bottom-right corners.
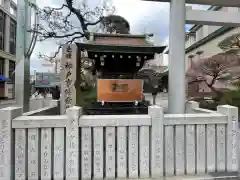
[186, 52, 240, 100]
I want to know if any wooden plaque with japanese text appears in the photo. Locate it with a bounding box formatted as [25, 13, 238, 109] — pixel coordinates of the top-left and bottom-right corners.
[97, 79, 143, 102]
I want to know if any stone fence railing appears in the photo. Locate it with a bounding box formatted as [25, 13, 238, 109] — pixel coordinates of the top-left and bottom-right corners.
[0, 103, 238, 179]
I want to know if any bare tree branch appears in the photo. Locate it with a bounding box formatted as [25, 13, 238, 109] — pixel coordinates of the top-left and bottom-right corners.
[29, 0, 115, 61]
[38, 34, 84, 62]
[86, 17, 104, 26]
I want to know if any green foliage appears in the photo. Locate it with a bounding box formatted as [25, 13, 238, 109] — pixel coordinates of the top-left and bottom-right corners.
[197, 89, 240, 113]
[219, 89, 240, 108]
[78, 87, 97, 113]
[199, 89, 240, 111]
[199, 99, 218, 110]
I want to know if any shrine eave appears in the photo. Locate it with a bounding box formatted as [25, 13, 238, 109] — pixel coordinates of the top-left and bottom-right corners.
[76, 43, 166, 54]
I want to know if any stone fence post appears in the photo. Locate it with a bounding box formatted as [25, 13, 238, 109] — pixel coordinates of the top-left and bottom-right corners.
[50, 100, 60, 107]
[0, 107, 22, 180]
[149, 105, 164, 177]
[185, 101, 199, 113]
[66, 106, 82, 179]
[217, 105, 239, 172]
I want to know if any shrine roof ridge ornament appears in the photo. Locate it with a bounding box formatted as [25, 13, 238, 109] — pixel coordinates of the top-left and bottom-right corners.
[103, 15, 130, 30]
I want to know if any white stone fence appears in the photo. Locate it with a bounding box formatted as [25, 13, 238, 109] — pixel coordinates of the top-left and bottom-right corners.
[186, 101, 217, 114]
[29, 96, 52, 111]
[0, 104, 238, 179]
[0, 96, 52, 111]
[23, 100, 60, 116]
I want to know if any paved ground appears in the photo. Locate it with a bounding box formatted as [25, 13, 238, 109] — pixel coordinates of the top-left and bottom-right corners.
[0, 94, 169, 110]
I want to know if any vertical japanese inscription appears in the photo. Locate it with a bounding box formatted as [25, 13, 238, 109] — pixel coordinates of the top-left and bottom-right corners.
[66, 113, 79, 179]
[140, 126, 150, 177]
[15, 129, 26, 180]
[165, 126, 174, 176]
[54, 128, 64, 179]
[175, 126, 185, 175]
[64, 45, 73, 112]
[28, 129, 38, 180]
[93, 127, 103, 178]
[206, 124, 216, 172]
[41, 128, 51, 179]
[128, 127, 138, 178]
[150, 106, 164, 177]
[186, 125, 195, 174]
[105, 127, 115, 178]
[0, 119, 8, 179]
[117, 127, 127, 178]
[217, 124, 226, 171]
[81, 128, 91, 179]
[231, 119, 238, 170]
[196, 125, 206, 173]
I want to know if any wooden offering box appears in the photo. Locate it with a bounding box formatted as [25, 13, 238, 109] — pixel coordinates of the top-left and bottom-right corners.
[97, 79, 143, 102]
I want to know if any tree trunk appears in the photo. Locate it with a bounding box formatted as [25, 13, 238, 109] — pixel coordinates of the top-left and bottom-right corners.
[207, 84, 224, 101]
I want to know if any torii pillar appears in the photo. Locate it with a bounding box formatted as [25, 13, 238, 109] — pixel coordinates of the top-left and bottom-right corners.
[168, 0, 186, 113]
[15, 0, 32, 112]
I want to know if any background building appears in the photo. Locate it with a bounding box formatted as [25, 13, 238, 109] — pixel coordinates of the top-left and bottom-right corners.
[185, 6, 240, 68]
[185, 6, 240, 94]
[0, 0, 16, 99]
[34, 72, 61, 89]
[165, 6, 240, 96]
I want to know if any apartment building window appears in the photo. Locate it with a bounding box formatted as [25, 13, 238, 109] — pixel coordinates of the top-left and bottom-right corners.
[9, 19, 16, 55]
[10, 6, 16, 16]
[196, 50, 204, 59]
[0, 10, 5, 51]
[188, 54, 195, 69]
[0, 58, 4, 75]
[8, 60, 15, 84]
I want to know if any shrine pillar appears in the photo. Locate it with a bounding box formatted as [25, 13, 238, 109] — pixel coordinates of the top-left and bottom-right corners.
[60, 44, 81, 114]
[168, 0, 186, 113]
[15, 0, 32, 112]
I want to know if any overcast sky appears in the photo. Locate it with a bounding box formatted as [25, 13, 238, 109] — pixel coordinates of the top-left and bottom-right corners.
[29, 0, 209, 73]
